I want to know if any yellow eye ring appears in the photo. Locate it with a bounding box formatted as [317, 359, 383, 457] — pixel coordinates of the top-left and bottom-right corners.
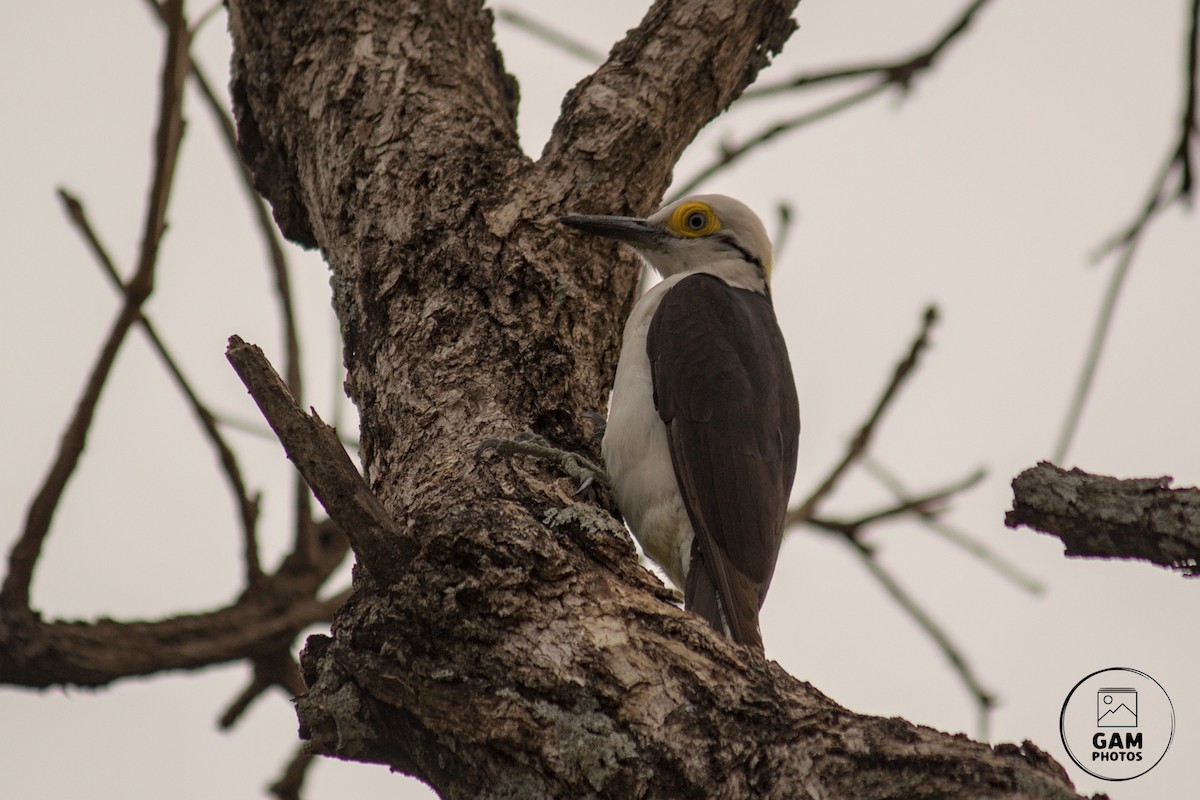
[669, 201, 721, 238]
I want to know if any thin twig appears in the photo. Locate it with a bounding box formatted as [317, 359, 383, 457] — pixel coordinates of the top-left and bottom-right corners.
[844, 536, 996, 741]
[143, 0, 302, 400]
[673, 0, 995, 198]
[800, 467, 985, 534]
[742, 0, 995, 101]
[495, 7, 605, 64]
[55, 189, 122, 281]
[146, 0, 320, 568]
[1054, 0, 1199, 462]
[185, 47, 304, 399]
[0, 2, 191, 611]
[134, 0, 189, 301]
[791, 306, 939, 523]
[192, 0, 223, 32]
[771, 201, 795, 262]
[669, 82, 888, 201]
[191, 21, 317, 568]
[863, 459, 1044, 595]
[741, 64, 900, 100]
[56, 189, 265, 585]
[1053, 239, 1142, 464]
[269, 746, 316, 800]
[219, 650, 306, 730]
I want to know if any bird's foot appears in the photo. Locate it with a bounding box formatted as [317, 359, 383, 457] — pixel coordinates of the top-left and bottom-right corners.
[476, 430, 610, 496]
[581, 410, 607, 445]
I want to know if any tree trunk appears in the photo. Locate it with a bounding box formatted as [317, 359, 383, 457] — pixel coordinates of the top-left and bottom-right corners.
[226, 1, 1095, 797]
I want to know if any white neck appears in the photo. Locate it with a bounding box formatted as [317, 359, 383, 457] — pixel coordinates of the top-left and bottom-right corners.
[650, 254, 766, 294]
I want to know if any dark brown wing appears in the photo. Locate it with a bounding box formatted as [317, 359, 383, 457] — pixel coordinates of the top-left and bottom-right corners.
[647, 273, 800, 651]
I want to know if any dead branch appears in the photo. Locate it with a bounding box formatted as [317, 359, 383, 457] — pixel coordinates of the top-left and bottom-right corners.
[670, 83, 888, 200]
[225, 336, 414, 580]
[798, 464, 995, 736]
[219, 649, 307, 730]
[269, 746, 316, 800]
[1007, 462, 1200, 576]
[0, 586, 344, 688]
[781, 307, 997, 732]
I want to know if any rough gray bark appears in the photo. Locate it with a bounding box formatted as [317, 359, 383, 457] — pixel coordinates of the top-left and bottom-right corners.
[1007, 462, 1200, 576]
[226, 1, 1096, 797]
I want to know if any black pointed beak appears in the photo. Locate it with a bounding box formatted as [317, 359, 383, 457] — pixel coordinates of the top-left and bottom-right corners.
[559, 213, 667, 248]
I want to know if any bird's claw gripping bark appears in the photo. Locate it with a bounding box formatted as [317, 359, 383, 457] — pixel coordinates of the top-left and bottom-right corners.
[476, 430, 610, 496]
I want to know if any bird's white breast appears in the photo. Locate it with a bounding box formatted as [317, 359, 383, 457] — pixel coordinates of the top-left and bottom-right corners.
[602, 274, 694, 589]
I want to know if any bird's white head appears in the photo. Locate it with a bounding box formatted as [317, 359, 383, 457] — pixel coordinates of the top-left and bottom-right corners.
[561, 194, 775, 288]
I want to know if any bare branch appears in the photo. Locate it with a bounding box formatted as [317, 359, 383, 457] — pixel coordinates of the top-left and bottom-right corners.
[225, 336, 414, 580]
[143, 0, 303, 397]
[743, 0, 995, 101]
[269, 746, 315, 800]
[219, 649, 307, 730]
[56, 188, 265, 585]
[791, 305, 939, 523]
[864, 458, 1045, 595]
[176, 22, 321, 568]
[794, 461, 997, 737]
[134, 0, 189, 301]
[148, 0, 325, 575]
[1, 4, 191, 611]
[675, 0, 996, 197]
[804, 467, 986, 535]
[844, 535, 997, 740]
[0, 589, 342, 688]
[1007, 462, 1200, 576]
[1054, 0, 1200, 461]
[670, 83, 887, 201]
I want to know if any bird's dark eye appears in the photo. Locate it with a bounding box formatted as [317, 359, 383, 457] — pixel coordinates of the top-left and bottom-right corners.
[686, 211, 708, 231]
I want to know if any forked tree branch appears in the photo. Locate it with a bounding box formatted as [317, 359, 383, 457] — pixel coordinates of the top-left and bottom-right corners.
[0, 1, 191, 611]
[56, 187, 265, 585]
[865, 458, 1045, 595]
[673, 0, 996, 197]
[742, 0, 995, 100]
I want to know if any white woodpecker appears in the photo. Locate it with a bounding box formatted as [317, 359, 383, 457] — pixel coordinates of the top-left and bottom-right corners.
[561, 194, 800, 653]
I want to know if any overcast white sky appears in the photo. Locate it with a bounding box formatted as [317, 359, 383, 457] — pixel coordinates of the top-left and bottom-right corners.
[2, 2, 1196, 798]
